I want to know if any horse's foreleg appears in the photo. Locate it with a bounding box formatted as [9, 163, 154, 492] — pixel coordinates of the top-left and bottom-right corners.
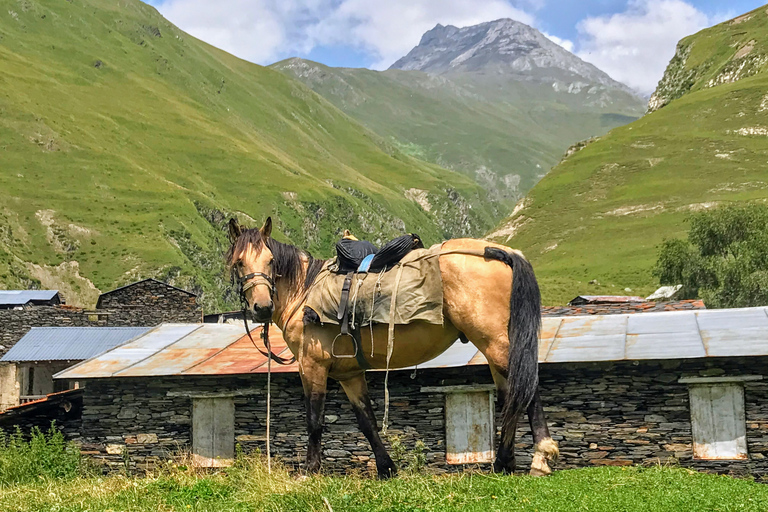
[340, 373, 397, 479]
[301, 365, 329, 473]
[527, 389, 559, 476]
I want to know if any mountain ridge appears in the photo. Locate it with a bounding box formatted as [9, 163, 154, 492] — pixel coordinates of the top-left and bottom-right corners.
[390, 18, 639, 98]
[489, 5, 768, 304]
[274, 19, 645, 211]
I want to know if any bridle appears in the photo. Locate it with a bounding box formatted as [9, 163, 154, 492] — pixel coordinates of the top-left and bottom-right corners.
[236, 268, 295, 366]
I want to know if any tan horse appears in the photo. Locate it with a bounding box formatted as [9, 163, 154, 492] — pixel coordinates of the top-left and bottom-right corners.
[227, 217, 558, 478]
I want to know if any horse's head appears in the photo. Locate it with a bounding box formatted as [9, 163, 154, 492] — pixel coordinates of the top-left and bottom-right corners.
[227, 217, 275, 322]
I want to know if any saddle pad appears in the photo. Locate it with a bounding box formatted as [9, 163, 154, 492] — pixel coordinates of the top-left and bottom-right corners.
[305, 244, 444, 327]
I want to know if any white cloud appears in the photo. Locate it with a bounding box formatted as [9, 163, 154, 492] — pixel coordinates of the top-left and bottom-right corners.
[575, 0, 725, 95]
[543, 32, 574, 53]
[156, 0, 534, 69]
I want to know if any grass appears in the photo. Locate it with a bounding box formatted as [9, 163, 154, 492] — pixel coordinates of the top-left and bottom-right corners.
[0, 0, 496, 309]
[1, 457, 768, 511]
[2, 428, 768, 512]
[489, 6, 768, 305]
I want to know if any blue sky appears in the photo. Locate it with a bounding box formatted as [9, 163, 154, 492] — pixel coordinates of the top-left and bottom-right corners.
[147, 0, 765, 93]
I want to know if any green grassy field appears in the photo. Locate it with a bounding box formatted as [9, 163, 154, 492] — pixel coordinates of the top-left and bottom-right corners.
[1, 461, 766, 512]
[2, 422, 765, 512]
[0, 0, 495, 309]
[491, 6, 768, 305]
[272, 59, 643, 209]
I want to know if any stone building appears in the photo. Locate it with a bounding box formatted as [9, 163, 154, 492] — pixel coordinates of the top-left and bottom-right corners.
[0, 280, 199, 411]
[96, 279, 201, 325]
[53, 306, 768, 476]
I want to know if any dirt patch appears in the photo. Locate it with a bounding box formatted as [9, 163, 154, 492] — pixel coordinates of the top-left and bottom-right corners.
[731, 13, 753, 24]
[679, 202, 720, 212]
[647, 158, 664, 167]
[24, 260, 100, 307]
[734, 126, 768, 136]
[404, 188, 432, 212]
[759, 95, 768, 113]
[734, 40, 755, 60]
[486, 216, 531, 242]
[604, 203, 664, 217]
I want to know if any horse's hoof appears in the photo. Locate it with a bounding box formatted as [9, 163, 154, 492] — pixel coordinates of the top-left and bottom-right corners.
[529, 463, 552, 477]
[377, 464, 397, 480]
[493, 460, 514, 474]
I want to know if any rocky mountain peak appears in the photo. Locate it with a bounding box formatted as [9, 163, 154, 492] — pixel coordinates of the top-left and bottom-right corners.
[390, 18, 636, 95]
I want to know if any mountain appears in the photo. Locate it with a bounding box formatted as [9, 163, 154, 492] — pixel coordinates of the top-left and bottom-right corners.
[391, 19, 633, 94]
[488, 5, 768, 304]
[273, 20, 645, 210]
[0, 0, 496, 309]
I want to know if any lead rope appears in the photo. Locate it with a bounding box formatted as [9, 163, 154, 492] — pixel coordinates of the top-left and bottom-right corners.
[381, 263, 406, 435]
[263, 322, 272, 474]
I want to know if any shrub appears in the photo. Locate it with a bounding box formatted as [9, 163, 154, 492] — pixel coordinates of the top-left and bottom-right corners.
[654, 204, 768, 308]
[0, 423, 83, 486]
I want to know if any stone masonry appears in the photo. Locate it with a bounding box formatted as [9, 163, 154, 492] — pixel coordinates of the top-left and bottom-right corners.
[65, 356, 768, 476]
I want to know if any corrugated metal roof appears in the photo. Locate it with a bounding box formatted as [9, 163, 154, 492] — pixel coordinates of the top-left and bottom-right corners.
[2, 327, 151, 362]
[54, 307, 768, 379]
[0, 290, 60, 306]
[569, 295, 646, 305]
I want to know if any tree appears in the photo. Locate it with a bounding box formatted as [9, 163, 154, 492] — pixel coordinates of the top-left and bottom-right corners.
[654, 204, 768, 308]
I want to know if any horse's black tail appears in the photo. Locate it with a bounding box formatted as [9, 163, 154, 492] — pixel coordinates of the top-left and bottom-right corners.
[484, 247, 541, 442]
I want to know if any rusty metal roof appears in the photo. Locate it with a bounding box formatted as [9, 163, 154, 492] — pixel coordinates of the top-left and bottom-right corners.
[54, 323, 295, 379]
[54, 307, 768, 379]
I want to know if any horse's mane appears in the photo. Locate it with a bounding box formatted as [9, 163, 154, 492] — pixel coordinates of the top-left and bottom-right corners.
[226, 228, 325, 291]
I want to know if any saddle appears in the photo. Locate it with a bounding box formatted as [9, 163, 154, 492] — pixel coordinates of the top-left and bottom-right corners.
[331, 232, 424, 367]
[335, 231, 424, 274]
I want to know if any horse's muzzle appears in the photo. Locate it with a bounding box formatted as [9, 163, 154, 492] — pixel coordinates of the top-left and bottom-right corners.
[253, 303, 273, 323]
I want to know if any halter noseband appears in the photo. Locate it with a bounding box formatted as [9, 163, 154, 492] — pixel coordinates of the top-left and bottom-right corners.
[238, 271, 276, 299]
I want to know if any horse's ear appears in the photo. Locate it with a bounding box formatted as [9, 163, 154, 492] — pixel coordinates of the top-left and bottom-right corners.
[228, 218, 242, 243]
[342, 229, 358, 241]
[260, 217, 272, 238]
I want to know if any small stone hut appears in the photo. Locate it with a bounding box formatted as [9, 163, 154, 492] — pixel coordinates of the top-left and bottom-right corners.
[53, 305, 768, 476]
[96, 278, 201, 324]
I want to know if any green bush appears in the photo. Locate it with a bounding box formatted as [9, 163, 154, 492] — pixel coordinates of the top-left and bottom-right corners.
[0, 423, 83, 486]
[655, 204, 768, 308]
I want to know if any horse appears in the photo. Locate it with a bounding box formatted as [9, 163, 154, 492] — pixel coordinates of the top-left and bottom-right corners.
[226, 217, 559, 478]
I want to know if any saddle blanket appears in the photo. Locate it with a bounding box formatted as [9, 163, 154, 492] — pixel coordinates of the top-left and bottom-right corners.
[305, 243, 444, 327]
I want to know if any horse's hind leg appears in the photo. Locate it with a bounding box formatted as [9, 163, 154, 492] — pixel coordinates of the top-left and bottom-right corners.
[487, 363, 516, 473]
[340, 373, 397, 479]
[301, 364, 329, 473]
[528, 390, 559, 476]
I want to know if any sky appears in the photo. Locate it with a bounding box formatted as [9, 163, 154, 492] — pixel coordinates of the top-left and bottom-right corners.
[146, 0, 765, 95]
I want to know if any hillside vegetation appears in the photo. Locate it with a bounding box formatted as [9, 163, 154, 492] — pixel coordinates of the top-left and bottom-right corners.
[0, 0, 495, 308]
[491, 5, 768, 305]
[274, 21, 643, 210]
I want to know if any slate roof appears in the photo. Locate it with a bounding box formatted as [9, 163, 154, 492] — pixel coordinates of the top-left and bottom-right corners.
[0, 290, 61, 307]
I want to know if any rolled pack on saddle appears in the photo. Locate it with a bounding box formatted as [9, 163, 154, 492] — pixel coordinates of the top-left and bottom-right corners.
[305, 233, 445, 333]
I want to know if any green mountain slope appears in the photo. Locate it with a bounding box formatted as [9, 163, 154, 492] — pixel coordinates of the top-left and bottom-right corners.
[0, 0, 495, 308]
[490, 5, 768, 305]
[272, 54, 643, 210]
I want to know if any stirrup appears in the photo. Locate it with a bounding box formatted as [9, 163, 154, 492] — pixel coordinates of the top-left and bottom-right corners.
[331, 332, 359, 359]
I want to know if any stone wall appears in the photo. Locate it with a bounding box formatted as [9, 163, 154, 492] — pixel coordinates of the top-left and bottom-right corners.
[64, 356, 768, 475]
[96, 279, 201, 325]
